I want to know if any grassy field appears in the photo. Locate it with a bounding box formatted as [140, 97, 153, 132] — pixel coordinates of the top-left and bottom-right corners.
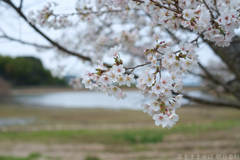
[0, 103, 239, 160]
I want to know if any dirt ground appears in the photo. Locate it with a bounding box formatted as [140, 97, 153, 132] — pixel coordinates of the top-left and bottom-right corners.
[0, 128, 239, 160]
[0, 87, 239, 160]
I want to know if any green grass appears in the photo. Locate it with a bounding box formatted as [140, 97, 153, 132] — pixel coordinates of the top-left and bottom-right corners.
[0, 153, 41, 160]
[0, 119, 239, 145]
[0, 102, 240, 159]
[0, 154, 100, 160]
[85, 156, 101, 160]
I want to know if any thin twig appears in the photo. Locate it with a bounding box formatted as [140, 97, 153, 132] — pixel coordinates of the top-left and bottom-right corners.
[19, 0, 23, 10]
[52, 9, 139, 17]
[213, 0, 220, 16]
[132, 0, 181, 14]
[190, 31, 205, 47]
[165, 29, 181, 43]
[150, 0, 181, 14]
[202, 0, 215, 19]
[210, 7, 220, 16]
[125, 58, 162, 72]
[159, 59, 162, 80]
[0, 35, 52, 49]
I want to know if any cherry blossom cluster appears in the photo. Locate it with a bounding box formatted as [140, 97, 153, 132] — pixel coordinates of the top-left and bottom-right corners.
[27, 1, 240, 47]
[27, 2, 72, 29]
[126, 0, 240, 47]
[134, 42, 198, 128]
[81, 45, 135, 100]
[80, 41, 199, 128]
[204, 2, 240, 47]
[23, 0, 239, 128]
[106, 0, 128, 9]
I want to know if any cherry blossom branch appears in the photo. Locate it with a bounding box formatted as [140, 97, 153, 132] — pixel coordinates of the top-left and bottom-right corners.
[124, 57, 165, 73]
[202, 0, 215, 19]
[2, 0, 92, 61]
[52, 9, 140, 17]
[190, 31, 205, 47]
[210, 7, 220, 16]
[190, 31, 205, 43]
[149, 0, 181, 14]
[132, 0, 181, 13]
[123, 46, 177, 74]
[173, 0, 183, 12]
[159, 59, 162, 80]
[213, 0, 220, 16]
[125, 60, 153, 72]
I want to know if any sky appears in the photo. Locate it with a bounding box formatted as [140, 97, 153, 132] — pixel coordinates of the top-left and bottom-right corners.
[0, 0, 224, 78]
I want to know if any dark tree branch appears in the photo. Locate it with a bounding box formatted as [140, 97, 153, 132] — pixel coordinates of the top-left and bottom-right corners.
[202, 0, 215, 19]
[179, 92, 240, 109]
[188, 71, 207, 80]
[198, 62, 240, 101]
[226, 78, 237, 85]
[150, 0, 181, 13]
[165, 29, 181, 43]
[190, 31, 205, 47]
[207, 36, 240, 82]
[19, 0, 23, 10]
[132, 0, 181, 13]
[213, 0, 220, 15]
[0, 35, 52, 49]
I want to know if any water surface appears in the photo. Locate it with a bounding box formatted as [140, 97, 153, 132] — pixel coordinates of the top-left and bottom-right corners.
[13, 90, 212, 109]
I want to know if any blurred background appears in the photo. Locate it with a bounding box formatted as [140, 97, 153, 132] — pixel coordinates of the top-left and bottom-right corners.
[1, 68, 240, 160]
[0, 0, 240, 160]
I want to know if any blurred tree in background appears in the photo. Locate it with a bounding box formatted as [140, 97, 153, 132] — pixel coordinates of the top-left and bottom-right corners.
[0, 55, 66, 86]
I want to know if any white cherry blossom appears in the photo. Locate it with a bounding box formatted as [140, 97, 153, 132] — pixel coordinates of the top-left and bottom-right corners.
[153, 114, 169, 128]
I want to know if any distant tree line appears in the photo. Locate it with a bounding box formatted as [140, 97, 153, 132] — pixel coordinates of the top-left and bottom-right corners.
[0, 55, 66, 86]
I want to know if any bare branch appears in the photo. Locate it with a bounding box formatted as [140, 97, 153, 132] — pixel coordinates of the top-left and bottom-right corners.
[159, 59, 161, 80]
[132, 0, 181, 13]
[198, 62, 240, 101]
[178, 92, 240, 109]
[125, 60, 153, 72]
[149, 0, 181, 14]
[213, 0, 220, 16]
[0, 35, 52, 49]
[19, 0, 23, 10]
[226, 78, 237, 85]
[165, 29, 181, 43]
[190, 31, 205, 47]
[210, 7, 220, 16]
[188, 71, 207, 80]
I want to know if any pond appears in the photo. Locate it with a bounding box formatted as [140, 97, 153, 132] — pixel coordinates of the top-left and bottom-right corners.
[12, 90, 213, 110]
